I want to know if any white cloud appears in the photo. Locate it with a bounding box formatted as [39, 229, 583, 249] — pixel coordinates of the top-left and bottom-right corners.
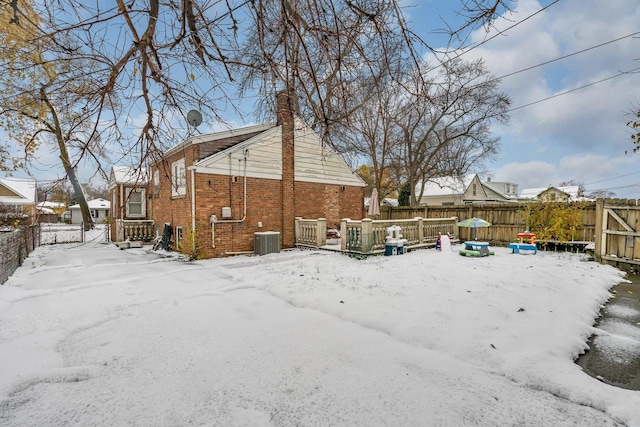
[458, 0, 640, 194]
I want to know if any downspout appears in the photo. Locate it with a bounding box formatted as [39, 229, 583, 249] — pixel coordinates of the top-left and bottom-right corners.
[191, 168, 196, 254]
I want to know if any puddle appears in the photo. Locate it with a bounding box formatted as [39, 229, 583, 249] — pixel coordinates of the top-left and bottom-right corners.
[576, 276, 640, 390]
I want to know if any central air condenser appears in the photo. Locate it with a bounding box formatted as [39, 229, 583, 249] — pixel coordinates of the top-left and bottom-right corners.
[254, 232, 280, 255]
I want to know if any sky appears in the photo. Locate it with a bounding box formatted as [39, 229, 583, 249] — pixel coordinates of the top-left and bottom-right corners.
[409, 0, 640, 197]
[1, 229, 639, 425]
[6, 0, 640, 198]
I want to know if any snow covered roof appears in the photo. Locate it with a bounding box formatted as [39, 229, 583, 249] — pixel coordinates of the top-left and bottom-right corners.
[69, 198, 111, 210]
[0, 177, 36, 205]
[110, 166, 148, 186]
[37, 201, 65, 209]
[37, 206, 56, 214]
[520, 185, 580, 200]
[416, 174, 475, 197]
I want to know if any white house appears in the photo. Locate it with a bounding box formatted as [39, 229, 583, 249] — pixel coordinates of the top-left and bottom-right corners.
[416, 174, 519, 205]
[519, 185, 583, 202]
[69, 198, 111, 224]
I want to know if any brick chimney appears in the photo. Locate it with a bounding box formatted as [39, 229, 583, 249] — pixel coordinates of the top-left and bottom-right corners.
[277, 90, 296, 247]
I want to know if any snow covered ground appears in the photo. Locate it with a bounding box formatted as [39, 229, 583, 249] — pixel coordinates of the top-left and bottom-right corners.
[1, 228, 639, 426]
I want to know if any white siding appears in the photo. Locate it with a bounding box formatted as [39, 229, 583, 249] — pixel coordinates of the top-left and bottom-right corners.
[193, 120, 365, 187]
[193, 128, 282, 180]
[293, 126, 365, 187]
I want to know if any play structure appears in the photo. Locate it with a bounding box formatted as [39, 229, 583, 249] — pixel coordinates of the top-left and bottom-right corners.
[459, 241, 495, 257]
[384, 225, 408, 256]
[508, 232, 537, 254]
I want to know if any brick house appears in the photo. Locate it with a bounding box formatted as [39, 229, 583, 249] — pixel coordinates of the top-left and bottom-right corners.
[111, 92, 365, 257]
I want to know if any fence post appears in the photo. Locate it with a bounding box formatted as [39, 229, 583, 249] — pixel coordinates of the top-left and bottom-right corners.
[416, 217, 424, 244]
[594, 198, 604, 262]
[317, 218, 327, 247]
[361, 218, 373, 253]
[294, 217, 301, 245]
[340, 218, 348, 251]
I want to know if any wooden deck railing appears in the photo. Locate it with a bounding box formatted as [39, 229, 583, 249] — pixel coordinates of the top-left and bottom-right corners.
[295, 217, 459, 254]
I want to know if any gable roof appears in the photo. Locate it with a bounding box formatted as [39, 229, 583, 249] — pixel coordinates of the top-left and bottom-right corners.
[520, 185, 580, 200]
[192, 117, 365, 187]
[165, 123, 276, 161]
[69, 198, 111, 210]
[0, 177, 36, 205]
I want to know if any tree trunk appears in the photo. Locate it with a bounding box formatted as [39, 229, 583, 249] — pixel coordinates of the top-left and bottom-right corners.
[41, 90, 94, 231]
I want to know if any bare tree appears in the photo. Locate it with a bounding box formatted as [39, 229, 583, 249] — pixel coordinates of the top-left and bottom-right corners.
[395, 58, 510, 206]
[332, 79, 404, 199]
[1, 0, 516, 183]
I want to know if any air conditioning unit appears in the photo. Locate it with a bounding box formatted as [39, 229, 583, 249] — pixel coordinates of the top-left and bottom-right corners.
[254, 232, 280, 255]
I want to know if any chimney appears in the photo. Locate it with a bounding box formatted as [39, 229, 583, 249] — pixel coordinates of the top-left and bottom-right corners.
[277, 90, 296, 247]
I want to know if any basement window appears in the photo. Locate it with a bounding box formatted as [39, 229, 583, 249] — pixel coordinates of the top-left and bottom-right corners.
[176, 226, 183, 243]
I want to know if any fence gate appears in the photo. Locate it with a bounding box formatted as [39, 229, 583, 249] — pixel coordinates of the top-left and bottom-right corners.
[595, 199, 640, 268]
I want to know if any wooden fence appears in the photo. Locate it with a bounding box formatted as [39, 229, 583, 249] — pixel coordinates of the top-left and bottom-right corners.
[377, 202, 597, 244]
[595, 198, 640, 270]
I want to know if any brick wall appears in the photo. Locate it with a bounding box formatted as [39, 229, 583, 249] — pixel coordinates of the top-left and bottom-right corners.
[295, 182, 364, 230]
[192, 174, 283, 258]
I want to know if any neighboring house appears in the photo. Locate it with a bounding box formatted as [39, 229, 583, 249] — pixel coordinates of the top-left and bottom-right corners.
[36, 201, 65, 223]
[108, 166, 150, 241]
[69, 198, 111, 224]
[519, 185, 581, 202]
[416, 174, 519, 205]
[37, 201, 66, 214]
[111, 91, 365, 258]
[0, 177, 37, 223]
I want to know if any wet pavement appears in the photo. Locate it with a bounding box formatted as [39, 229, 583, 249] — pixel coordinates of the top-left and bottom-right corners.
[576, 275, 640, 390]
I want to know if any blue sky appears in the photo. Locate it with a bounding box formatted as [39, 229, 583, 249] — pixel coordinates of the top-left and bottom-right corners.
[12, 0, 640, 197]
[410, 0, 640, 197]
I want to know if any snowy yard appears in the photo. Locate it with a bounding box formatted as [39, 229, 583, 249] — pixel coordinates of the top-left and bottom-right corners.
[1, 233, 639, 426]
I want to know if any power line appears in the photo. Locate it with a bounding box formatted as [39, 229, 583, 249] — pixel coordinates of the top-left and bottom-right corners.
[495, 31, 640, 81]
[585, 170, 640, 186]
[508, 67, 640, 112]
[439, 0, 562, 64]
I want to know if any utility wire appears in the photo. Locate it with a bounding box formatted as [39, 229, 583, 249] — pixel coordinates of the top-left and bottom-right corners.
[495, 31, 640, 81]
[585, 170, 640, 186]
[437, 0, 562, 65]
[508, 67, 640, 112]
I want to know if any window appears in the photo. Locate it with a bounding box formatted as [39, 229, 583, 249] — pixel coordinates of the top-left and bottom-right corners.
[126, 188, 146, 218]
[91, 210, 98, 218]
[176, 226, 183, 243]
[172, 158, 186, 197]
[472, 184, 477, 196]
[153, 169, 160, 197]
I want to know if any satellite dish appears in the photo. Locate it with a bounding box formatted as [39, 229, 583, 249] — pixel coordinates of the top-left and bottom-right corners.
[187, 110, 202, 127]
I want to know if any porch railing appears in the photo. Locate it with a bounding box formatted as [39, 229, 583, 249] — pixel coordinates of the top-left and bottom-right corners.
[295, 216, 458, 254]
[115, 219, 155, 242]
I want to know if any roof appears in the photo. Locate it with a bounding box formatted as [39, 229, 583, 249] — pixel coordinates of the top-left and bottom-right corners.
[37, 201, 65, 208]
[0, 177, 36, 205]
[520, 185, 580, 200]
[164, 123, 276, 160]
[69, 198, 111, 210]
[110, 166, 148, 186]
[416, 174, 475, 197]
